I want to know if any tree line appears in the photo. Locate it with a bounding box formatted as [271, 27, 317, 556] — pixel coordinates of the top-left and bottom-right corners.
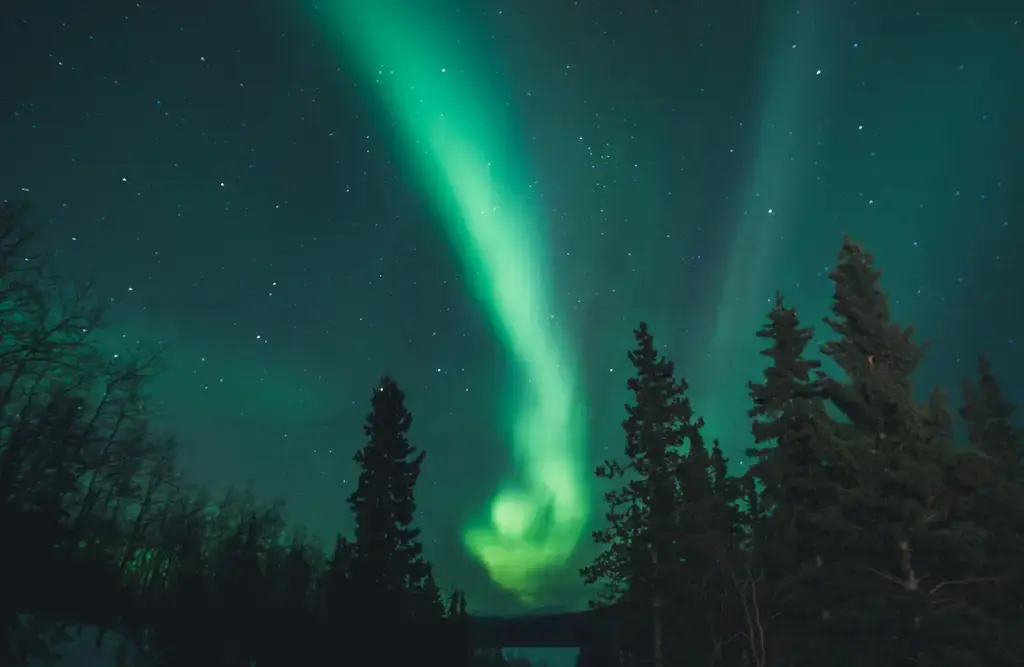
[0, 201, 484, 667]
[579, 238, 1022, 667]
[1, 196, 1020, 667]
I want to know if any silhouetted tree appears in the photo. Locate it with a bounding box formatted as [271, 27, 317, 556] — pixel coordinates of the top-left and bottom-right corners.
[669, 422, 743, 667]
[680, 436, 744, 667]
[582, 322, 699, 667]
[344, 376, 439, 663]
[0, 201, 160, 664]
[5, 194, 1023, 667]
[742, 294, 836, 665]
[815, 238, 1000, 665]
[957, 357, 1024, 664]
[317, 532, 354, 632]
[961, 355, 1022, 469]
[445, 587, 476, 666]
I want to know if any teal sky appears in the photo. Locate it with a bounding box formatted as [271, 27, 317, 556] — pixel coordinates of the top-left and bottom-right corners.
[1, 0, 1020, 616]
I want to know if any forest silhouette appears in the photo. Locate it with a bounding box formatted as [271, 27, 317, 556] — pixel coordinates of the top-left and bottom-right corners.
[0, 199, 1020, 667]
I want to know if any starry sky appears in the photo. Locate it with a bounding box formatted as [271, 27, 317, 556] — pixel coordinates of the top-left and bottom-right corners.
[2, 0, 1021, 616]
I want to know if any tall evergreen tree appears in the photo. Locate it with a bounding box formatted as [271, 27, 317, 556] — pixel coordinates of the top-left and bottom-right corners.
[581, 322, 692, 667]
[709, 439, 731, 502]
[817, 238, 998, 666]
[674, 428, 742, 667]
[445, 587, 475, 667]
[346, 376, 436, 661]
[747, 294, 830, 518]
[960, 355, 1022, 470]
[348, 376, 430, 603]
[958, 357, 1024, 663]
[744, 294, 837, 665]
[687, 436, 748, 667]
[819, 238, 927, 434]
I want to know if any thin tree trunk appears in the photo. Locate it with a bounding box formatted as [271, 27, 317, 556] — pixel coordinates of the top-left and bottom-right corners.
[651, 551, 664, 667]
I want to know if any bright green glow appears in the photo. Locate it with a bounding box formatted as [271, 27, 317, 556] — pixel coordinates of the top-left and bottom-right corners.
[316, 1, 588, 598]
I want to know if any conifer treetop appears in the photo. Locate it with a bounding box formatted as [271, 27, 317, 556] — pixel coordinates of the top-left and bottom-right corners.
[961, 355, 1022, 467]
[822, 236, 925, 382]
[749, 293, 821, 423]
[347, 376, 430, 602]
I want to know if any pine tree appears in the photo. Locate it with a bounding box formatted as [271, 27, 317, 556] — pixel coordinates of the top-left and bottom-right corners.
[747, 294, 830, 520]
[581, 322, 693, 667]
[960, 355, 1022, 470]
[346, 376, 435, 659]
[674, 428, 743, 667]
[957, 357, 1024, 665]
[817, 238, 996, 665]
[417, 570, 445, 620]
[737, 473, 762, 548]
[709, 440, 731, 502]
[744, 294, 837, 664]
[445, 587, 467, 619]
[819, 238, 926, 432]
[445, 587, 474, 667]
[687, 437, 750, 667]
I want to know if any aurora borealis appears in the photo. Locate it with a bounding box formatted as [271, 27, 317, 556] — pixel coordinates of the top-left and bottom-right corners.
[2, 0, 1022, 617]
[319, 0, 588, 599]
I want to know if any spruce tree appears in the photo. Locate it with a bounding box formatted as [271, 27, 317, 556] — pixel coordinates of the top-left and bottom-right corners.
[698, 439, 754, 666]
[445, 588, 474, 667]
[737, 473, 762, 548]
[747, 294, 830, 521]
[346, 376, 434, 641]
[743, 294, 839, 665]
[958, 357, 1024, 665]
[960, 355, 1022, 470]
[817, 238, 995, 665]
[709, 440, 731, 503]
[674, 429, 744, 666]
[819, 238, 927, 435]
[581, 322, 692, 667]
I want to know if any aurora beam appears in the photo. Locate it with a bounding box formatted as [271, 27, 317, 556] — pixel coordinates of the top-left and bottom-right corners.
[316, 0, 589, 598]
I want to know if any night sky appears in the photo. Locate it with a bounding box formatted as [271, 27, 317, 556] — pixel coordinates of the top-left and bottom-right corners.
[2, 0, 1022, 617]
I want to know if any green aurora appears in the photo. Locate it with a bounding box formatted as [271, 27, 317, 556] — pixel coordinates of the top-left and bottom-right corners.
[318, 0, 589, 599]
[306, 0, 1020, 603]
[2, 0, 1018, 619]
